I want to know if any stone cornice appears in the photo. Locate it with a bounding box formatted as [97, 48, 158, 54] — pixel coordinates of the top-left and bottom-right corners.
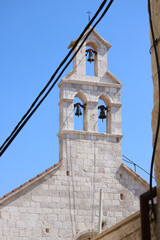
[58, 98, 73, 106]
[57, 129, 123, 142]
[58, 78, 122, 89]
[110, 103, 122, 108]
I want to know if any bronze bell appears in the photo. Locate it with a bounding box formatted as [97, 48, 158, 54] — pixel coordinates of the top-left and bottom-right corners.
[75, 105, 82, 117]
[87, 51, 94, 63]
[99, 109, 106, 122]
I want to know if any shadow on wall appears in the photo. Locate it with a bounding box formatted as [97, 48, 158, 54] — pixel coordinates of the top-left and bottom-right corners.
[115, 164, 149, 197]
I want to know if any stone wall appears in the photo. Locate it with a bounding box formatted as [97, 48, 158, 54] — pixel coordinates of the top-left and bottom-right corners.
[0, 135, 148, 239]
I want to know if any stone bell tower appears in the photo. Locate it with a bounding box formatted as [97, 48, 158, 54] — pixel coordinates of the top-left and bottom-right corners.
[58, 28, 122, 164]
[57, 28, 147, 238]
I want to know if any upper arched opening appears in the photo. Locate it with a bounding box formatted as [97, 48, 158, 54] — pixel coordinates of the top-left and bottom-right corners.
[86, 42, 98, 77]
[75, 92, 87, 104]
[74, 92, 87, 131]
[99, 94, 111, 106]
[86, 41, 98, 51]
[98, 94, 111, 133]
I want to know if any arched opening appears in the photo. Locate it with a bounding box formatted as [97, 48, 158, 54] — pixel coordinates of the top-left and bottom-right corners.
[74, 93, 87, 131]
[86, 42, 98, 76]
[98, 94, 111, 133]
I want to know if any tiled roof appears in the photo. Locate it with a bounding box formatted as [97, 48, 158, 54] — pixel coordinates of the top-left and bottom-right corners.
[0, 161, 62, 203]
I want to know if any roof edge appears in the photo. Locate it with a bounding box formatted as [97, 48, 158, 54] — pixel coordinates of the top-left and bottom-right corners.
[68, 27, 111, 50]
[106, 71, 123, 86]
[0, 161, 62, 204]
[121, 163, 149, 187]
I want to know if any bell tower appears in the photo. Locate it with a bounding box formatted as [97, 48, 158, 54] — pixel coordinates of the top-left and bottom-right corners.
[58, 28, 123, 161]
[57, 28, 125, 233]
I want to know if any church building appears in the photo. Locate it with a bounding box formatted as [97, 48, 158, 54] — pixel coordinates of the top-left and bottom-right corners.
[0, 28, 148, 240]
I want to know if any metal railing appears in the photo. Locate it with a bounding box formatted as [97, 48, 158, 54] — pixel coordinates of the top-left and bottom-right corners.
[122, 154, 155, 179]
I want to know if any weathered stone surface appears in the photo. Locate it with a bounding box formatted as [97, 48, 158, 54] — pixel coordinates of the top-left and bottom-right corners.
[92, 211, 156, 240]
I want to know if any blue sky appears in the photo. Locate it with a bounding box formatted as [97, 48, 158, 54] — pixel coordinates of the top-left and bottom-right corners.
[0, 0, 155, 197]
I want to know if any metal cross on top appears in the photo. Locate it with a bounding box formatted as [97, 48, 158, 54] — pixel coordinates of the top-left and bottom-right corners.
[87, 10, 91, 22]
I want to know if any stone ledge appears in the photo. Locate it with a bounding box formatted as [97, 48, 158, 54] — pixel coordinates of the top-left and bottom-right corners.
[58, 98, 73, 106]
[57, 130, 123, 142]
[58, 78, 122, 89]
[110, 103, 122, 107]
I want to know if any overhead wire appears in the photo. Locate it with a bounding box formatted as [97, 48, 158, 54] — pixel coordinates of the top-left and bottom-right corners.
[0, 0, 108, 154]
[0, 0, 115, 157]
[148, 0, 160, 223]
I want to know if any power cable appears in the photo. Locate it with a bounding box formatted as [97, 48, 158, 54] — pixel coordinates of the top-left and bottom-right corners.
[148, 0, 160, 224]
[0, 0, 115, 157]
[0, 0, 108, 153]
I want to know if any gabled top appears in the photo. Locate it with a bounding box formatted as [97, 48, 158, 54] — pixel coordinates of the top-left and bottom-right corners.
[67, 27, 112, 77]
[68, 27, 111, 51]
[0, 161, 62, 203]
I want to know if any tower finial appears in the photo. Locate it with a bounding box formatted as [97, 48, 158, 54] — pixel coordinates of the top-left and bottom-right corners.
[87, 10, 91, 22]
